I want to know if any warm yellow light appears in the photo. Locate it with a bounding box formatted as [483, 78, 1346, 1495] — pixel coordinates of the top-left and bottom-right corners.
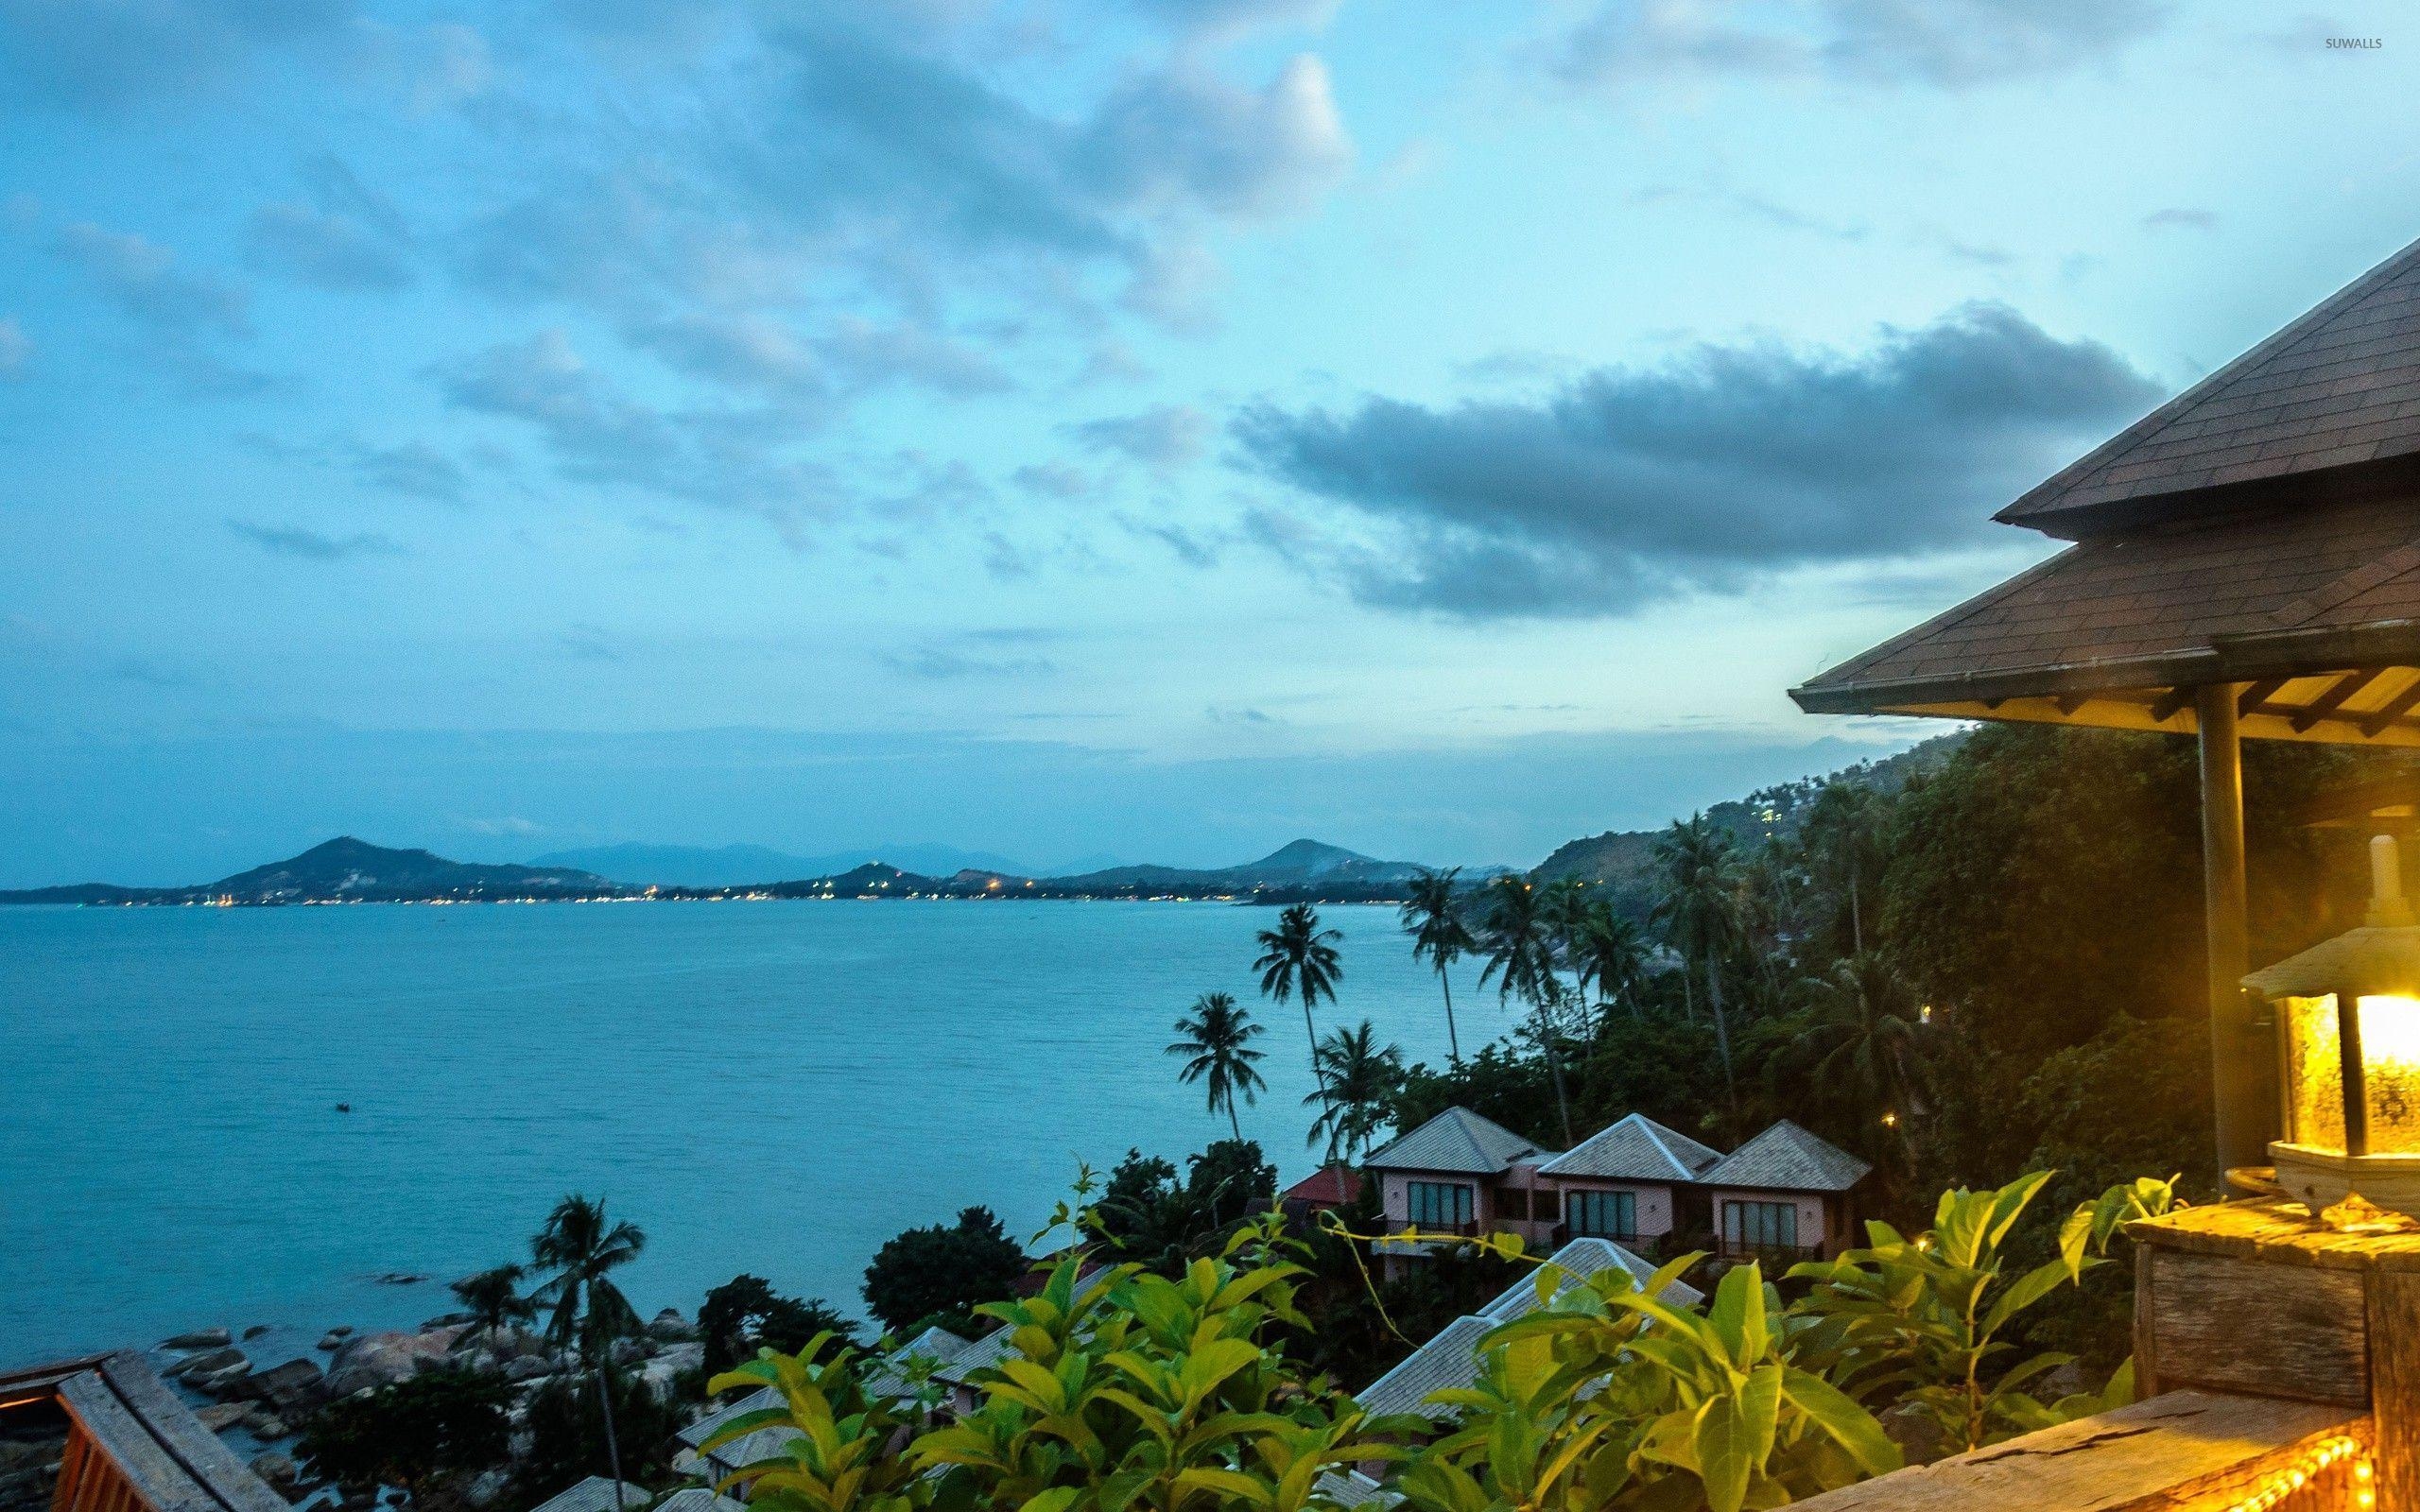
[1880, 1110, 1898, 1128]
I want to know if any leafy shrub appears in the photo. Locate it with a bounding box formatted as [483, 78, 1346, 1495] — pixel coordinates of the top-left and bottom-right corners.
[296, 1367, 512, 1495]
[701, 1274, 862, 1373]
[863, 1207, 1030, 1335]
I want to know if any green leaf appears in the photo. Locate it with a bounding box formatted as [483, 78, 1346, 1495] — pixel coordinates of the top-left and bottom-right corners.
[1981, 1258, 2081, 1339]
[1693, 1365, 1782, 1512]
[1780, 1368, 1901, 1477]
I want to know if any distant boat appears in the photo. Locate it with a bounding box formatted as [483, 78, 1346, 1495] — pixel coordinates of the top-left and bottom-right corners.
[334, 1103, 352, 1113]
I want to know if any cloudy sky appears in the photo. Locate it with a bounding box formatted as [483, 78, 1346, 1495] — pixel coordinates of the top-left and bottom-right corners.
[1, 0, 2412, 885]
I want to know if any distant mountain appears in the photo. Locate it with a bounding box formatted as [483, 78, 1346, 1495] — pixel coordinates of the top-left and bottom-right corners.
[1051, 838, 1429, 893]
[528, 841, 1031, 888]
[0, 837, 621, 906]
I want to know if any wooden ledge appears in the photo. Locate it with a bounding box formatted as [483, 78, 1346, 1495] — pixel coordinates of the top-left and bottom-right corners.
[1789, 1391, 2370, 1512]
[2128, 1198, 2420, 1273]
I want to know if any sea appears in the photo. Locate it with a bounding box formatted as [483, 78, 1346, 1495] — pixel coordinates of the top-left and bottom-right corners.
[0, 900, 1485, 1370]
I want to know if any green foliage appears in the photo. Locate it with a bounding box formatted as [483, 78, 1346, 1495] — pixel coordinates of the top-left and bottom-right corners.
[701, 1274, 864, 1374]
[450, 1263, 534, 1349]
[1305, 1022, 1404, 1164]
[296, 1366, 512, 1495]
[1392, 1044, 1559, 1149]
[863, 1207, 1030, 1334]
[1789, 1171, 2146, 1455]
[514, 1366, 687, 1499]
[1167, 993, 1270, 1143]
[706, 1334, 922, 1512]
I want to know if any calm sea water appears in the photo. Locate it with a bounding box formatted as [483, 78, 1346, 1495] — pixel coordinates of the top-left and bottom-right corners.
[0, 901, 1487, 1367]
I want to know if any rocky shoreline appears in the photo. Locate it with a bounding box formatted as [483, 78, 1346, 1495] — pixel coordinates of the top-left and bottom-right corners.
[148, 1298, 706, 1509]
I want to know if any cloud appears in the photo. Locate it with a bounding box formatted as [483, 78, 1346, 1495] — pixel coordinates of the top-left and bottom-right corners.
[1236, 301, 2165, 617]
[247, 156, 414, 291]
[343, 439, 469, 504]
[884, 646, 1059, 679]
[228, 520, 405, 559]
[1125, 0, 1340, 43]
[0, 317, 26, 377]
[1553, 0, 2167, 90]
[1075, 55, 1351, 220]
[0, 0, 350, 112]
[1012, 461, 1093, 499]
[815, 317, 1015, 397]
[2144, 207, 2219, 232]
[54, 223, 251, 340]
[1068, 404, 1213, 470]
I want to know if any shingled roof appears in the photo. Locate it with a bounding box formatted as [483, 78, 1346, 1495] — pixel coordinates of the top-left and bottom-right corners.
[1702, 1120, 1870, 1194]
[1793, 235, 2420, 747]
[2003, 234, 2420, 537]
[1363, 1106, 1555, 1174]
[1537, 1111, 1723, 1182]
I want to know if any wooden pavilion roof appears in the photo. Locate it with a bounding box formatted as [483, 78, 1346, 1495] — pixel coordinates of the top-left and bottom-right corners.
[1792, 233, 2420, 746]
[0, 1352, 287, 1512]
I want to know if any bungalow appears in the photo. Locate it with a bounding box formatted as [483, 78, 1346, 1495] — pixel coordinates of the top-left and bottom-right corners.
[1279, 1164, 1364, 1225]
[1533, 1111, 1723, 1250]
[1352, 1235, 1703, 1421]
[1361, 1107, 1561, 1277]
[1698, 1119, 1874, 1263]
[527, 1479, 650, 1512]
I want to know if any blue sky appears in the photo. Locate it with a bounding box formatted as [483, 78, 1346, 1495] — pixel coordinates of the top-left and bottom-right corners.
[1, 0, 2411, 885]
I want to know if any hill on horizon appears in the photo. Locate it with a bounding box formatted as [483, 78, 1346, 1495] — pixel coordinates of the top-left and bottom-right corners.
[529, 840, 1036, 888]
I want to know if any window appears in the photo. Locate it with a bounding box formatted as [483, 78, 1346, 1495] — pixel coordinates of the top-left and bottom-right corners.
[1407, 1180, 1474, 1228]
[1723, 1200, 1800, 1251]
[1568, 1190, 1636, 1239]
[1498, 1188, 1529, 1219]
[1531, 1188, 1560, 1222]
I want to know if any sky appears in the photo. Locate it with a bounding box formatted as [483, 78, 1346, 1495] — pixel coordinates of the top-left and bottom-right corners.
[1, 0, 2413, 885]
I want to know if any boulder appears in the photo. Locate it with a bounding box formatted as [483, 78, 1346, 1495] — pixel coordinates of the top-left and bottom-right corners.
[639, 1342, 705, 1400]
[192, 1403, 251, 1434]
[316, 1333, 348, 1352]
[502, 1357, 552, 1383]
[607, 1337, 648, 1367]
[647, 1309, 699, 1343]
[248, 1452, 300, 1498]
[242, 1326, 273, 1342]
[419, 1312, 475, 1332]
[463, 1469, 510, 1509]
[164, 1329, 232, 1350]
[324, 1328, 464, 1396]
[246, 1414, 290, 1441]
[243, 1359, 327, 1414]
[376, 1273, 428, 1287]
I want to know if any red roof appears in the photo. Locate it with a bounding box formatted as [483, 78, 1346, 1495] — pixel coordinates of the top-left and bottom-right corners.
[1282, 1166, 1362, 1206]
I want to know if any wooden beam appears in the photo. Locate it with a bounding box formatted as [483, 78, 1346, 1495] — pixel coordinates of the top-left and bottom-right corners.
[2238, 677, 2289, 716]
[2052, 692, 2092, 715]
[2150, 686, 2194, 723]
[2200, 684, 2270, 1177]
[2361, 675, 2420, 738]
[2291, 668, 2387, 733]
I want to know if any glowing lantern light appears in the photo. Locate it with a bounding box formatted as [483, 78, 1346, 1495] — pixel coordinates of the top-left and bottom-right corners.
[2246, 834, 2420, 1211]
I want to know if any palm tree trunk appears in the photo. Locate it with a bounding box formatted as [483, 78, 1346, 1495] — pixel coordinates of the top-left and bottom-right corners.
[1226, 1096, 1241, 1143]
[1705, 959, 1737, 1108]
[1535, 997, 1575, 1146]
[1850, 880, 1864, 955]
[1440, 969, 1461, 1064]
[1303, 997, 1329, 1105]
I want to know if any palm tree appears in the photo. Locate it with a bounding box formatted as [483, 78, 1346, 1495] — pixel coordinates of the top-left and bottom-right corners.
[529, 1194, 647, 1362]
[1167, 991, 1269, 1141]
[1474, 874, 1575, 1144]
[1253, 902, 1343, 1092]
[1803, 782, 1886, 955]
[1538, 875, 1595, 1006]
[1304, 1021, 1404, 1165]
[1570, 903, 1651, 1028]
[449, 1263, 533, 1350]
[1400, 868, 1474, 1063]
[1651, 815, 1742, 1108]
[1784, 953, 1930, 1168]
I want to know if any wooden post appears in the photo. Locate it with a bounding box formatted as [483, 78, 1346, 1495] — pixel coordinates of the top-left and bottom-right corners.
[2368, 1269, 2420, 1511]
[2199, 682, 2270, 1177]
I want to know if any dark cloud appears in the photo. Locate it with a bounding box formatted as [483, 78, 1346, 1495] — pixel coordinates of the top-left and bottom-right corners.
[227, 520, 405, 559]
[1067, 404, 1213, 470]
[1236, 301, 2165, 617]
[0, 0, 349, 111]
[1554, 0, 2167, 90]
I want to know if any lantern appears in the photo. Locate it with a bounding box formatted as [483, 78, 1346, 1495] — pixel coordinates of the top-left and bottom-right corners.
[2246, 834, 2420, 1211]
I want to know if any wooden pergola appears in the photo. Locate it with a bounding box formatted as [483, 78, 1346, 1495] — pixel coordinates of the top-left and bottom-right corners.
[1791, 232, 2420, 1177]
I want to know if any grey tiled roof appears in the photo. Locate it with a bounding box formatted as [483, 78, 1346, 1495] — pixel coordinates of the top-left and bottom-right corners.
[1363, 1106, 1554, 1175]
[2002, 233, 2420, 532]
[656, 1490, 749, 1512]
[1352, 1238, 1700, 1420]
[678, 1385, 779, 1449]
[863, 1324, 976, 1397]
[527, 1479, 648, 1512]
[1702, 1120, 1870, 1194]
[1537, 1112, 1722, 1181]
[932, 1266, 1115, 1386]
[1311, 1469, 1398, 1509]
